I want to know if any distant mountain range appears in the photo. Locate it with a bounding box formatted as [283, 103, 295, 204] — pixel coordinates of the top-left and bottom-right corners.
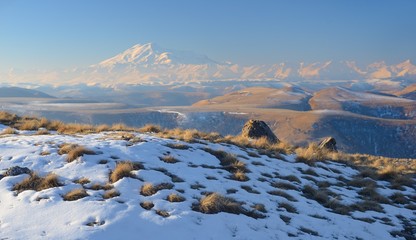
[85, 43, 416, 83]
[1, 43, 416, 85]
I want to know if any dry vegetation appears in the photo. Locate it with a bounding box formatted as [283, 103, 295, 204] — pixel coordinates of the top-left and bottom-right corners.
[140, 183, 174, 196]
[13, 173, 61, 193]
[1, 127, 17, 135]
[103, 189, 120, 199]
[110, 162, 136, 183]
[196, 193, 243, 214]
[166, 193, 186, 202]
[0, 111, 414, 192]
[63, 188, 89, 201]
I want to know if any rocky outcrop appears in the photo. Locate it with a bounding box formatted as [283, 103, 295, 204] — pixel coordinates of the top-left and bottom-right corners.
[5, 166, 31, 176]
[318, 137, 337, 152]
[241, 120, 279, 143]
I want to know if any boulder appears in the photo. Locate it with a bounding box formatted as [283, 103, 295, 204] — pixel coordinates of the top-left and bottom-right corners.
[241, 119, 279, 143]
[5, 166, 31, 176]
[318, 137, 337, 152]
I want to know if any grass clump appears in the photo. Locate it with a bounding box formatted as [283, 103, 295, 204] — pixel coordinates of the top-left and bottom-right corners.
[13, 173, 60, 193]
[197, 193, 243, 214]
[140, 201, 154, 210]
[1, 127, 17, 135]
[63, 188, 89, 201]
[278, 202, 298, 213]
[160, 155, 179, 164]
[103, 189, 120, 199]
[155, 210, 170, 218]
[66, 146, 96, 162]
[140, 183, 174, 196]
[74, 177, 91, 185]
[166, 193, 186, 202]
[268, 190, 297, 202]
[110, 162, 135, 183]
[139, 124, 162, 133]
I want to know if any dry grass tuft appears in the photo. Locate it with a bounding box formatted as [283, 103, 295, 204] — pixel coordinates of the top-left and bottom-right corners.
[18, 119, 40, 130]
[197, 193, 243, 214]
[74, 177, 91, 185]
[155, 210, 170, 218]
[103, 189, 120, 199]
[35, 129, 50, 135]
[63, 188, 89, 201]
[295, 143, 332, 165]
[88, 183, 113, 191]
[252, 203, 267, 213]
[0, 111, 18, 124]
[140, 182, 174, 196]
[13, 173, 61, 193]
[166, 193, 186, 202]
[278, 202, 298, 213]
[160, 155, 179, 164]
[165, 143, 190, 150]
[110, 162, 135, 183]
[66, 146, 96, 162]
[1, 127, 17, 135]
[140, 201, 154, 210]
[139, 124, 162, 133]
[232, 170, 249, 181]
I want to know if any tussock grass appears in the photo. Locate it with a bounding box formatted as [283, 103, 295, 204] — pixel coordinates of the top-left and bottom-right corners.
[13, 173, 61, 193]
[166, 193, 186, 202]
[155, 210, 170, 218]
[139, 124, 161, 133]
[232, 170, 249, 181]
[89, 183, 113, 191]
[18, 119, 40, 130]
[197, 193, 243, 214]
[271, 181, 299, 191]
[140, 183, 174, 196]
[278, 202, 298, 213]
[252, 203, 267, 213]
[140, 201, 154, 210]
[63, 188, 88, 201]
[0, 111, 18, 124]
[165, 143, 190, 150]
[103, 189, 120, 199]
[268, 190, 297, 202]
[66, 146, 96, 162]
[35, 129, 50, 135]
[160, 155, 179, 164]
[110, 162, 135, 183]
[1, 127, 17, 135]
[74, 177, 91, 185]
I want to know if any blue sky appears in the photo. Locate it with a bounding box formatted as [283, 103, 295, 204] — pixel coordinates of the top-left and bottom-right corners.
[0, 0, 415, 70]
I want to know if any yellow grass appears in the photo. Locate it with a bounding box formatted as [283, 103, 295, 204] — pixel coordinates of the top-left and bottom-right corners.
[63, 188, 88, 201]
[110, 162, 134, 183]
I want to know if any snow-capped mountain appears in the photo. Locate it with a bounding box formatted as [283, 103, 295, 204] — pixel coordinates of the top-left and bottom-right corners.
[1, 43, 415, 85]
[94, 43, 218, 68]
[84, 43, 416, 84]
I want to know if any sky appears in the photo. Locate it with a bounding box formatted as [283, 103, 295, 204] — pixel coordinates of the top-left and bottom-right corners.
[0, 0, 415, 70]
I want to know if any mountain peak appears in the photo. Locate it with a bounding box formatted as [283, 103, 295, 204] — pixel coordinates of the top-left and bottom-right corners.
[96, 43, 217, 68]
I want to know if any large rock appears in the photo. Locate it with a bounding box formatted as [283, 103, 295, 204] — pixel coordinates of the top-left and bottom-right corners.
[241, 120, 279, 143]
[5, 166, 31, 176]
[318, 137, 337, 152]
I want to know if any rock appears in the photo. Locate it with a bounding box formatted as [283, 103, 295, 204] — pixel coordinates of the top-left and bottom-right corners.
[5, 166, 31, 176]
[241, 119, 279, 143]
[318, 137, 337, 152]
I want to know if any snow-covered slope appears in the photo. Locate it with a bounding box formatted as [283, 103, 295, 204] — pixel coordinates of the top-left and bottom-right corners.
[0, 126, 414, 239]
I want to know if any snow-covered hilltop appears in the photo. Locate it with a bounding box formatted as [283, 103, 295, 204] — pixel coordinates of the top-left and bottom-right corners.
[0, 121, 414, 239]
